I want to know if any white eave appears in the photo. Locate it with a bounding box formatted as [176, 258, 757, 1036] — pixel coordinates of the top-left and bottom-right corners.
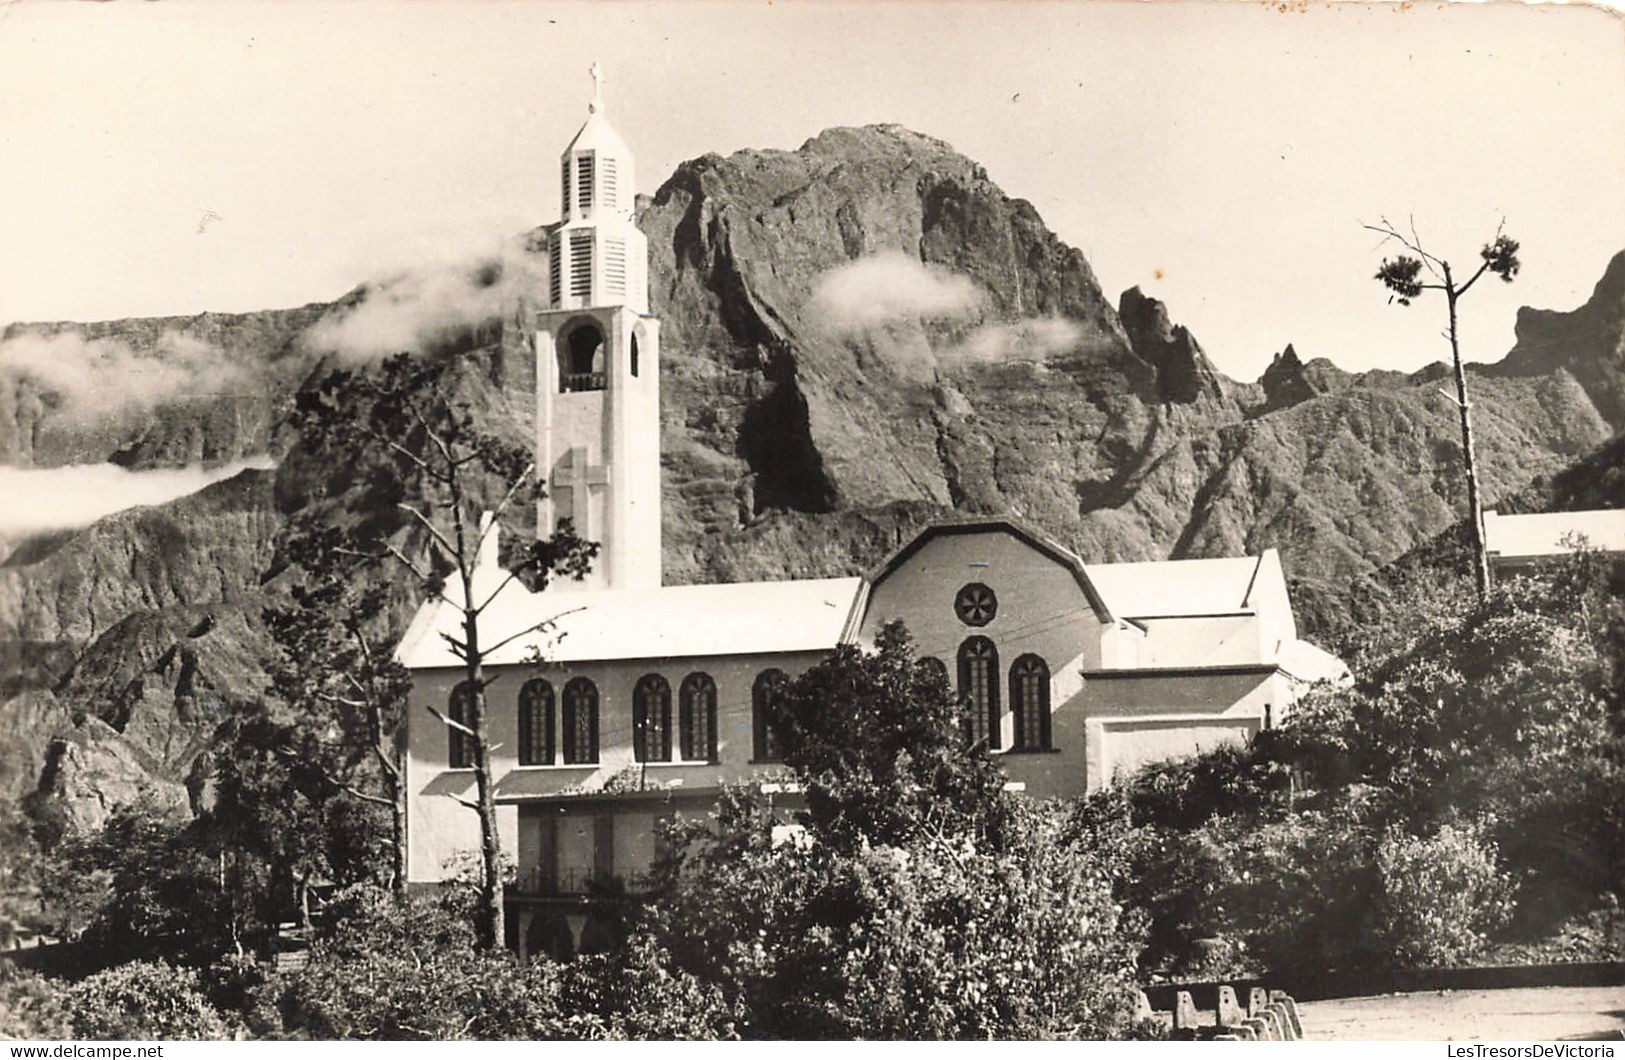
[397, 575, 867, 671]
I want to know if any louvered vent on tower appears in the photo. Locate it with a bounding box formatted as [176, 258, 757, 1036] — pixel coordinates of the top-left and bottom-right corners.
[560, 157, 571, 215]
[604, 238, 626, 299]
[601, 157, 618, 210]
[549, 239, 562, 306]
[576, 153, 595, 211]
[570, 232, 593, 300]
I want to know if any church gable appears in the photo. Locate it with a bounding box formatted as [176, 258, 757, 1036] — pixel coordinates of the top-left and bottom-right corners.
[859, 521, 1119, 746]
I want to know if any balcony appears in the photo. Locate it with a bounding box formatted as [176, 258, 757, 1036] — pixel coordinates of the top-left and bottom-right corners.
[509, 866, 661, 901]
[560, 371, 606, 393]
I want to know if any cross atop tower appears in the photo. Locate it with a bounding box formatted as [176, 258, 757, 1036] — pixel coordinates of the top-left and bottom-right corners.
[589, 62, 604, 114]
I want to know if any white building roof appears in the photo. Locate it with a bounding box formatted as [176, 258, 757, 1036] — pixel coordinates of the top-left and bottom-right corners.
[396, 573, 866, 671]
[1277, 638, 1354, 687]
[1484, 508, 1625, 562]
[1084, 554, 1267, 618]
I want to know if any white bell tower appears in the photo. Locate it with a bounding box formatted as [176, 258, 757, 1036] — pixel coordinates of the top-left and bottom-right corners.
[535, 64, 662, 592]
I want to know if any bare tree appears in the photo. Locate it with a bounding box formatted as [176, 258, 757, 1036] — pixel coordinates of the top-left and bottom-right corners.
[1365, 217, 1521, 599]
[291, 352, 595, 949]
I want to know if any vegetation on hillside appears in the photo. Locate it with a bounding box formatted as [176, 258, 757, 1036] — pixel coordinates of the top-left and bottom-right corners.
[1113, 546, 1623, 980]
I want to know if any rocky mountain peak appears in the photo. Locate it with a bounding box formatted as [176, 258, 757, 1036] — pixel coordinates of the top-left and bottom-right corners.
[1493, 249, 1625, 430]
[1117, 286, 1227, 404]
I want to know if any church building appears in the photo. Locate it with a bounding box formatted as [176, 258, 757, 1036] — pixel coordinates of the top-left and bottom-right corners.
[394, 75, 1348, 957]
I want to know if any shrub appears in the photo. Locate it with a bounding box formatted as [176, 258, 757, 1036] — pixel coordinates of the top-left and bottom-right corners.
[64, 961, 232, 1040]
[0, 961, 70, 1039]
[1375, 822, 1515, 967]
[656, 794, 1144, 1039]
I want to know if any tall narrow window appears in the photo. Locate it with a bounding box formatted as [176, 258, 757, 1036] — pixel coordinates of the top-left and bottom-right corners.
[630, 334, 640, 378]
[518, 679, 555, 766]
[562, 677, 599, 765]
[633, 674, 672, 763]
[569, 233, 593, 300]
[679, 672, 718, 763]
[1009, 654, 1051, 751]
[448, 682, 474, 769]
[957, 637, 1000, 750]
[576, 152, 595, 211]
[752, 669, 788, 762]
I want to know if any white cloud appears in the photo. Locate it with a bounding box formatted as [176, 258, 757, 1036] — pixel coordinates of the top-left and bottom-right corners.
[0, 329, 251, 420]
[806, 253, 983, 337]
[0, 457, 275, 540]
[303, 239, 543, 362]
[940, 317, 1083, 365]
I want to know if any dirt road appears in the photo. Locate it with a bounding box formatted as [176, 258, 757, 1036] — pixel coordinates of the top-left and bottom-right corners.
[1298, 986, 1625, 1041]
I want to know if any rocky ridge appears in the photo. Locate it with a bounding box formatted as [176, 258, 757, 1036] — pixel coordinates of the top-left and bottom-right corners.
[1, 124, 1622, 825]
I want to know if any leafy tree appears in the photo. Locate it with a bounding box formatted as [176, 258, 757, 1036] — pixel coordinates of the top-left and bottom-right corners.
[1113, 549, 1623, 977]
[772, 621, 1010, 852]
[648, 627, 1146, 1038]
[289, 352, 596, 949]
[1366, 217, 1521, 598]
[39, 802, 256, 967]
[260, 516, 413, 895]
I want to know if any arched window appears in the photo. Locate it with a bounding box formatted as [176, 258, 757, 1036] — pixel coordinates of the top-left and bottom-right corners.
[560, 321, 606, 392]
[679, 672, 718, 763]
[752, 669, 789, 762]
[633, 674, 672, 763]
[916, 656, 949, 690]
[448, 682, 474, 769]
[957, 637, 1000, 750]
[562, 677, 599, 765]
[518, 679, 554, 766]
[630, 333, 640, 378]
[1009, 654, 1051, 752]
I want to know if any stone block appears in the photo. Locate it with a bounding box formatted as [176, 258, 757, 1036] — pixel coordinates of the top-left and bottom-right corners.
[1242, 1016, 1275, 1040]
[1268, 1002, 1298, 1041]
[1270, 991, 1305, 1038]
[1249, 986, 1270, 1017]
[1217, 985, 1245, 1027]
[1174, 990, 1200, 1032]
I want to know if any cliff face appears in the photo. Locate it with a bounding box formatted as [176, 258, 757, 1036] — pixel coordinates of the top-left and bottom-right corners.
[0, 123, 1618, 822]
[1491, 250, 1625, 430]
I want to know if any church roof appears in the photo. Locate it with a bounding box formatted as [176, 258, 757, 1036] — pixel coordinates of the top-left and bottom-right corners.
[866, 517, 1114, 622]
[396, 575, 867, 670]
[562, 109, 632, 160]
[1083, 553, 1270, 618]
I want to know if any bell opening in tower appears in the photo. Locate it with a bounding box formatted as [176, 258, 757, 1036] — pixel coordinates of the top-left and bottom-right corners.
[560, 320, 607, 392]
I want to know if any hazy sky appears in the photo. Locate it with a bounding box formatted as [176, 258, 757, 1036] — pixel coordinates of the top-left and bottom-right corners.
[1, 0, 1621, 382]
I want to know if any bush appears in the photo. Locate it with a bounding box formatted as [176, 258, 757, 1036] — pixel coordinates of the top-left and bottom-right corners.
[655, 793, 1144, 1039]
[64, 961, 232, 1040]
[253, 883, 732, 1040]
[0, 961, 70, 1039]
[1375, 822, 1515, 967]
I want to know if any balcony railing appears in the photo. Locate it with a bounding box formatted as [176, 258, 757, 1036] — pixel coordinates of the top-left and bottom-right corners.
[510, 866, 661, 899]
[560, 372, 606, 393]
